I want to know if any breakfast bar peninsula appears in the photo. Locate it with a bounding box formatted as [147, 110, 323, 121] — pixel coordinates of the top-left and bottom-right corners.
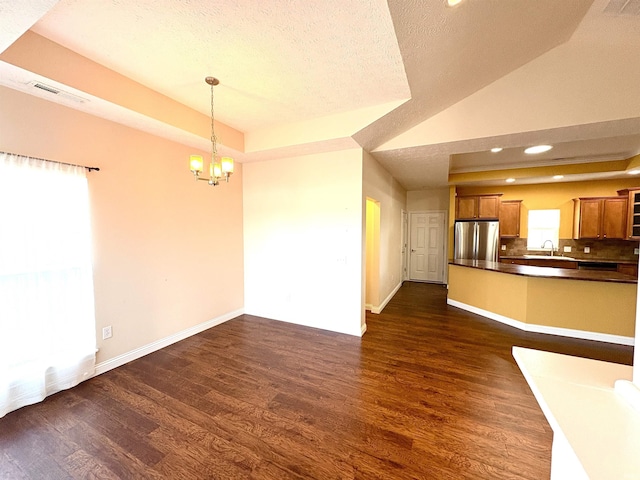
[448, 259, 637, 344]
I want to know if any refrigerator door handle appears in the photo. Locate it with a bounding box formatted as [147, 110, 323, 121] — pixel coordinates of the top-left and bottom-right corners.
[473, 222, 479, 261]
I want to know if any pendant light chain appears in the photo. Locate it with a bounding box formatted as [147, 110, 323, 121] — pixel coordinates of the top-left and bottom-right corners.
[210, 81, 217, 164]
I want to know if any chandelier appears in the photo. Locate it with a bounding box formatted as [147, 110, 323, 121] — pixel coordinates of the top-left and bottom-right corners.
[189, 76, 234, 186]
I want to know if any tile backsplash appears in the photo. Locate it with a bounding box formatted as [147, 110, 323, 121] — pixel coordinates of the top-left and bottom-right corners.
[500, 237, 639, 261]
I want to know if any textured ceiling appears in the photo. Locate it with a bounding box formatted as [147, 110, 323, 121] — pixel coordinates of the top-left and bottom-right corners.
[0, 0, 59, 52]
[451, 135, 640, 173]
[2, 0, 640, 190]
[354, 0, 594, 151]
[31, 0, 410, 132]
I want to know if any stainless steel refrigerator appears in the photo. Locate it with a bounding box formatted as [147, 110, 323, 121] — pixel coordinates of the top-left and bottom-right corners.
[454, 220, 499, 262]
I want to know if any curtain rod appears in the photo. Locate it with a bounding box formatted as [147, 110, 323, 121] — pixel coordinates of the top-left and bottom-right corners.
[1, 151, 100, 172]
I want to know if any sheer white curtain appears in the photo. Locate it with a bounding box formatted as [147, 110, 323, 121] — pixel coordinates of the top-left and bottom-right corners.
[0, 152, 96, 418]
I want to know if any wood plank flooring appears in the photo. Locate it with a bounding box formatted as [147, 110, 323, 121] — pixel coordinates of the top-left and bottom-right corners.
[0, 282, 633, 479]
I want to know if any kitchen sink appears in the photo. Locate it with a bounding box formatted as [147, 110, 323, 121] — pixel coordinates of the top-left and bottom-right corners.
[523, 255, 577, 261]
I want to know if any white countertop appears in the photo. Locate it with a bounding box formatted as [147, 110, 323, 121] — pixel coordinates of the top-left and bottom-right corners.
[512, 347, 640, 479]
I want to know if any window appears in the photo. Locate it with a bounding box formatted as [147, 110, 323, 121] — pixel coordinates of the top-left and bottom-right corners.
[0, 152, 96, 418]
[527, 209, 560, 251]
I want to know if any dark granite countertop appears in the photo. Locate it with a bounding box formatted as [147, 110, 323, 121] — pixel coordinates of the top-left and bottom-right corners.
[450, 259, 638, 284]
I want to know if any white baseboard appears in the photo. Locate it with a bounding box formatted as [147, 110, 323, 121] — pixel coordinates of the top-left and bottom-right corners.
[361, 322, 367, 336]
[94, 308, 244, 376]
[370, 281, 403, 314]
[447, 299, 635, 346]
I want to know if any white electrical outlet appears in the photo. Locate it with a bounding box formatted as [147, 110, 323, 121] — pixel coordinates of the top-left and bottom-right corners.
[584, 246, 590, 254]
[501, 244, 506, 251]
[563, 246, 572, 253]
[102, 326, 113, 340]
[635, 248, 639, 255]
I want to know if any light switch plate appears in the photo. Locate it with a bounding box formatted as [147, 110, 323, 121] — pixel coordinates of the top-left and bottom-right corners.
[635, 248, 639, 255]
[501, 244, 506, 251]
[584, 246, 590, 254]
[563, 246, 572, 253]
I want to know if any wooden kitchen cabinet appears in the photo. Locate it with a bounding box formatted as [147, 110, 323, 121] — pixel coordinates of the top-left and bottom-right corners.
[573, 196, 627, 240]
[499, 200, 522, 237]
[500, 258, 578, 269]
[618, 188, 640, 239]
[456, 195, 502, 219]
[456, 196, 477, 219]
[616, 263, 638, 278]
[526, 259, 578, 269]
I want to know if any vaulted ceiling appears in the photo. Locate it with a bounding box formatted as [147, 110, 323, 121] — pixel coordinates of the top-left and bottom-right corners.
[1, 0, 640, 190]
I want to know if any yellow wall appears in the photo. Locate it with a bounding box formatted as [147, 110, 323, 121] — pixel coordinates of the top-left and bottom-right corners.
[448, 265, 636, 338]
[448, 266, 528, 321]
[527, 277, 636, 336]
[365, 199, 380, 308]
[456, 178, 640, 238]
[0, 85, 245, 365]
[448, 186, 456, 258]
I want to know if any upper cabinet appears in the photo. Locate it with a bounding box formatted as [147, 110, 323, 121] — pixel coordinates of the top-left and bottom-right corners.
[456, 195, 502, 220]
[499, 200, 522, 237]
[573, 196, 628, 240]
[619, 188, 640, 240]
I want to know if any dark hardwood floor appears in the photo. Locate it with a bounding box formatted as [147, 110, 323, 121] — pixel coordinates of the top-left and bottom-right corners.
[0, 282, 633, 479]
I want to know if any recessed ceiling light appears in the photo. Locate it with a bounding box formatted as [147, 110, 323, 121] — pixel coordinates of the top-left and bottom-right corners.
[505, 178, 516, 183]
[490, 147, 503, 153]
[553, 175, 564, 180]
[447, 0, 463, 6]
[524, 145, 553, 154]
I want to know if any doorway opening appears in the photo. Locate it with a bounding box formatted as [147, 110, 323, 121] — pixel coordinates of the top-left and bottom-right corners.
[365, 198, 381, 311]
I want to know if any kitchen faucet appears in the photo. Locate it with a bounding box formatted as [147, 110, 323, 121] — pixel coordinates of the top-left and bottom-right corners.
[541, 239, 555, 256]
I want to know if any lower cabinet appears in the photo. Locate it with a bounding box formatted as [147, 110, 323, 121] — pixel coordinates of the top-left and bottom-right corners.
[500, 258, 578, 269]
[501, 258, 637, 276]
[617, 264, 639, 277]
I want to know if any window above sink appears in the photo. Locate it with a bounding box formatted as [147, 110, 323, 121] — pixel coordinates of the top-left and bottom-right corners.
[527, 209, 560, 252]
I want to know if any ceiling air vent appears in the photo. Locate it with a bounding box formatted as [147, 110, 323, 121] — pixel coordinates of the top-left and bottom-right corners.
[603, 0, 640, 16]
[32, 82, 60, 94]
[27, 81, 88, 103]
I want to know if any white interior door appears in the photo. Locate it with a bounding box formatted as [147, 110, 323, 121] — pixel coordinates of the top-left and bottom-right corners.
[409, 212, 446, 283]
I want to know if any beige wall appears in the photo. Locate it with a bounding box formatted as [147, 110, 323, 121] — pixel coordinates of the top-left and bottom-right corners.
[363, 151, 406, 311]
[407, 188, 450, 212]
[0, 86, 245, 365]
[242, 149, 364, 336]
